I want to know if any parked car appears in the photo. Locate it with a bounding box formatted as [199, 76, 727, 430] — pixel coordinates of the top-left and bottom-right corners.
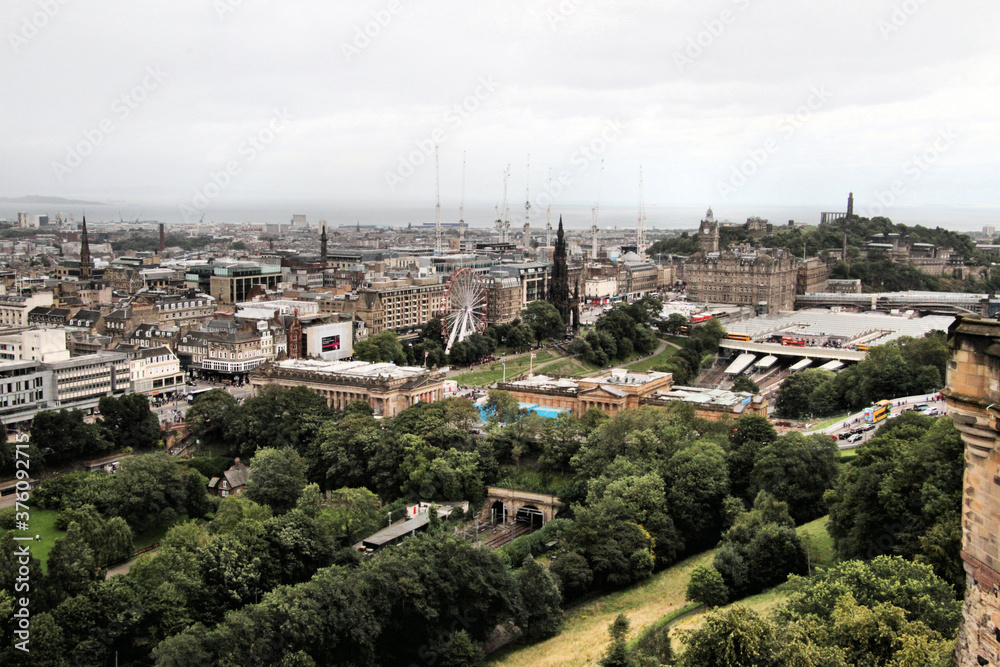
[847, 433, 863, 443]
[838, 432, 851, 440]
[861, 423, 876, 431]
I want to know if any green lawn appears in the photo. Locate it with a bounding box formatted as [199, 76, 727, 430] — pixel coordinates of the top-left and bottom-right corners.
[625, 340, 679, 372]
[21, 509, 66, 571]
[542, 357, 603, 377]
[453, 349, 561, 386]
[807, 413, 853, 431]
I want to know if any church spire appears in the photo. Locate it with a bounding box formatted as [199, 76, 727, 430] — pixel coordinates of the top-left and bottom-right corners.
[319, 220, 328, 265]
[79, 216, 92, 281]
[551, 216, 570, 327]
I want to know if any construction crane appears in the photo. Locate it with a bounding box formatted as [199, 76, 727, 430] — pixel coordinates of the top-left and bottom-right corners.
[458, 151, 467, 246]
[591, 159, 604, 260]
[434, 145, 442, 254]
[523, 155, 531, 250]
[495, 164, 511, 243]
[637, 165, 647, 260]
[545, 168, 553, 247]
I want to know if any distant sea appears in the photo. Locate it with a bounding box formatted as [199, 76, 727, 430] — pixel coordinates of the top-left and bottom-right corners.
[3, 198, 998, 234]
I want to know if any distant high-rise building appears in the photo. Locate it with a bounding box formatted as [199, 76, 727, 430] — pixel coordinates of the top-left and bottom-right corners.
[291, 214, 307, 227]
[38, 215, 49, 227]
[17, 212, 29, 228]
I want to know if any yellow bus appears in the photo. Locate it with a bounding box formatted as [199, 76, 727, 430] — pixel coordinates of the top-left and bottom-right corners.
[865, 399, 892, 423]
[727, 333, 751, 342]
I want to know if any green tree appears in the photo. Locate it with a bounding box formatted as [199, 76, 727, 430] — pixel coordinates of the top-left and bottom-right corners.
[105, 453, 187, 530]
[665, 440, 730, 548]
[505, 322, 535, 352]
[825, 417, 964, 590]
[323, 487, 382, 545]
[521, 300, 565, 344]
[439, 631, 485, 667]
[244, 447, 308, 513]
[30, 409, 111, 467]
[664, 312, 689, 334]
[686, 564, 729, 608]
[779, 556, 961, 641]
[313, 411, 382, 490]
[353, 330, 406, 364]
[226, 384, 333, 461]
[183, 389, 238, 449]
[515, 555, 564, 641]
[98, 393, 162, 451]
[749, 432, 840, 524]
[713, 492, 807, 599]
[600, 614, 635, 667]
[731, 375, 760, 394]
[676, 605, 780, 667]
[484, 389, 522, 425]
[728, 414, 777, 502]
[774, 369, 834, 419]
[184, 469, 213, 519]
[47, 523, 100, 602]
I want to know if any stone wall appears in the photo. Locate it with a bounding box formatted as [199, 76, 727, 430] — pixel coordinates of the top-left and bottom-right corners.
[944, 317, 1000, 666]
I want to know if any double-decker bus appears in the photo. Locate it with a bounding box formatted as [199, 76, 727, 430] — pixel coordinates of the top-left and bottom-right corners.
[864, 399, 892, 423]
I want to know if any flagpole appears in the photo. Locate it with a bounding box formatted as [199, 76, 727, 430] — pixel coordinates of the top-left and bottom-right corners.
[502, 361, 506, 383]
[529, 352, 533, 376]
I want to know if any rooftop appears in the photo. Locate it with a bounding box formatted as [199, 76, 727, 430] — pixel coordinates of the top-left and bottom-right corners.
[275, 358, 432, 380]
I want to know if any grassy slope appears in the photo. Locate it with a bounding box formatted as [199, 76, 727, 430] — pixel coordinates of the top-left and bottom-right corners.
[453, 349, 561, 386]
[624, 341, 679, 372]
[489, 516, 834, 667]
[489, 551, 715, 667]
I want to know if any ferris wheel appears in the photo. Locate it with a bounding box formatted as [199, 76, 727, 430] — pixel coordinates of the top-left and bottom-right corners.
[441, 268, 488, 354]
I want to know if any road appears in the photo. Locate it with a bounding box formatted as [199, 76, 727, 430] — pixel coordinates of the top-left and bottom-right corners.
[821, 395, 947, 450]
[153, 381, 254, 427]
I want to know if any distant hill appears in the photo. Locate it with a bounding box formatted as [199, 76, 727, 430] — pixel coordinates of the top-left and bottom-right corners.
[0, 195, 106, 205]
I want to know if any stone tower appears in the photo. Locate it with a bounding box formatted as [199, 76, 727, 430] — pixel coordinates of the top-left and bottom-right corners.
[320, 220, 328, 265]
[287, 309, 303, 359]
[698, 207, 719, 254]
[550, 216, 570, 327]
[79, 216, 92, 281]
[944, 316, 1000, 666]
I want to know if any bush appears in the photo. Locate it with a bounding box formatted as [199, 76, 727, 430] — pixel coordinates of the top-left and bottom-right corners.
[686, 564, 728, 608]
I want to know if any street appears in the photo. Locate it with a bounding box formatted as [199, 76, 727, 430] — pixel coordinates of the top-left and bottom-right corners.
[152, 380, 254, 427]
[825, 395, 947, 450]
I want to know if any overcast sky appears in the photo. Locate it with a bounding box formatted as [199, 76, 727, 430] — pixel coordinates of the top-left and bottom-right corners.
[3, 0, 998, 219]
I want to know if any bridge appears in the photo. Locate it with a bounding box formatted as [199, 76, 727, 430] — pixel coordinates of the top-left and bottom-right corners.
[719, 340, 866, 362]
[795, 291, 991, 315]
[483, 487, 563, 528]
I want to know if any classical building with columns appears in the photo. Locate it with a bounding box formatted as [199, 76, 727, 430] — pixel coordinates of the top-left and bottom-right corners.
[249, 358, 446, 417]
[945, 316, 1000, 665]
[497, 369, 674, 416]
